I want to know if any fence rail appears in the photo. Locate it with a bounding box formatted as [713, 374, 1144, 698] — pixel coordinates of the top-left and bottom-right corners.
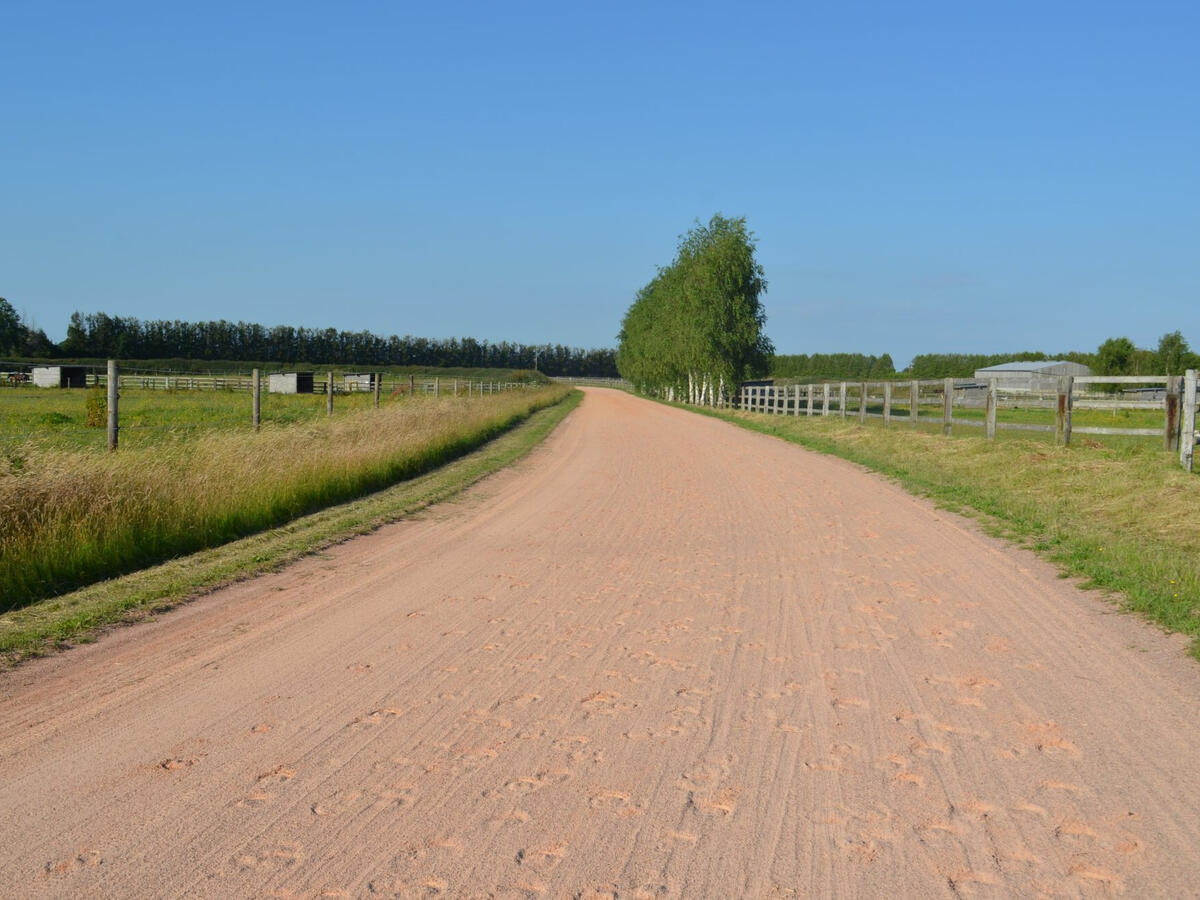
[9, 362, 540, 452]
[704, 372, 1200, 474]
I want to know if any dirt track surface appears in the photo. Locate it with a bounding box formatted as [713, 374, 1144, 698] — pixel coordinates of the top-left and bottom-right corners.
[3, 388, 1200, 898]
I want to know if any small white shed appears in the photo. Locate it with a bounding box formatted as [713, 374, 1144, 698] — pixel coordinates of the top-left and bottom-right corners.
[267, 372, 314, 394]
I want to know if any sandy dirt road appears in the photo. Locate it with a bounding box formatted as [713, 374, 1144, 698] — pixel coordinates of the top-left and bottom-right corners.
[2, 388, 1200, 898]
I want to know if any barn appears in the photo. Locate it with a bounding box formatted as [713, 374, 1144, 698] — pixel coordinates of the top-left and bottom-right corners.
[32, 366, 88, 388]
[973, 360, 1093, 392]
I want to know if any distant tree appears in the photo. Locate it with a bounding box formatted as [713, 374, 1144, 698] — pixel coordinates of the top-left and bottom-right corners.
[0, 298, 21, 355]
[1095, 336, 1136, 375]
[1157, 331, 1190, 375]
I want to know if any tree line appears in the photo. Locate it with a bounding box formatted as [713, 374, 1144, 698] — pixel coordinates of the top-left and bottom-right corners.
[617, 215, 773, 401]
[771, 353, 895, 380]
[0, 302, 618, 377]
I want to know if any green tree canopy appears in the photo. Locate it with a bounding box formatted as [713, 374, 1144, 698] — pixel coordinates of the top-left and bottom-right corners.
[618, 214, 772, 400]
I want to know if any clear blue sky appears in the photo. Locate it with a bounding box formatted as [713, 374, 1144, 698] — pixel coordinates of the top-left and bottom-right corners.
[3, 1, 1196, 367]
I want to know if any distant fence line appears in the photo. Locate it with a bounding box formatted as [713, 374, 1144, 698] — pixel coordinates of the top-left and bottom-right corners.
[15, 362, 538, 452]
[550, 376, 632, 389]
[703, 372, 1198, 474]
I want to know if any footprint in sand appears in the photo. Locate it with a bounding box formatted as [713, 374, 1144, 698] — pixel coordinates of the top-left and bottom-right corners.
[235, 842, 304, 871]
[158, 754, 204, 772]
[588, 788, 646, 818]
[1021, 721, 1080, 757]
[255, 764, 296, 784]
[42, 849, 103, 877]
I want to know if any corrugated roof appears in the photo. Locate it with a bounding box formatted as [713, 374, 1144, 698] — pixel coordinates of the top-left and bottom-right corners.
[975, 360, 1077, 372]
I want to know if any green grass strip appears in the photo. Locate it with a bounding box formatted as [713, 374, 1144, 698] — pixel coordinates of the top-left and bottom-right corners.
[0, 390, 581, 666]
[674, 402, 1200, 659]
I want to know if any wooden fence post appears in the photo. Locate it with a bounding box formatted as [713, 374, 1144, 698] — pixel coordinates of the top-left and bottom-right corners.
[252, 368, 261, 431]
[374, 373, 381, 408]
[883, 382, 892, 427]
[327, 372, 334, 415]
[1180, 369, 1196, 472]
[107, 359, 119, 451]
[1164, 375, 1181, 451]
[858, 382, 868, 424]
[985, 378, 997, 440]
[806, 384, 814, 416]
[792, 384, 799, 416]
[1055, 376, 1073, 445]
[435, 377, 440, 398]
[822, 383, 830, 416]
[942, 378, 953, 436]
[910, 380, 919, 424]
[409, 374, 415, 396]
[453, 378, 459, 398]
[839, 382, 848, 418]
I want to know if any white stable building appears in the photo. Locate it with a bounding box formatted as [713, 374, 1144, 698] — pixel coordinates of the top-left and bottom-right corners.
[973, 360, 1092, 392]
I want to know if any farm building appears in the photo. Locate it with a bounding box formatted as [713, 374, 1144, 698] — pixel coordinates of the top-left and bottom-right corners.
[32, 365, 88, 388]
[343, 373, 378, 391]
[267, 372, 314, 394]
[973, 360, 1092, 392]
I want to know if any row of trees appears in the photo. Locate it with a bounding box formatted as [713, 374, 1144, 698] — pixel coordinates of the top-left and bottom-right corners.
[2, 308, 618, 377]
[771, 353, 895, 380]
[617, 215, 773, 401]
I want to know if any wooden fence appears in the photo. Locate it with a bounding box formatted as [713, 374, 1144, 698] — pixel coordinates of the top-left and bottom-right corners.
[720, 372, 1199, 473]
[80, 363, 536, 451]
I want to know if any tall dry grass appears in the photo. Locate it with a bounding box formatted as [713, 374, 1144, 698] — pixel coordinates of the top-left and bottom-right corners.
[0, 387, 569, 610]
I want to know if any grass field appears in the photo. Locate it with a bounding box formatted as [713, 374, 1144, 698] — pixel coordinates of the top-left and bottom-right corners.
[0, 384, 572, 610]
[688, 404, 1200, 658]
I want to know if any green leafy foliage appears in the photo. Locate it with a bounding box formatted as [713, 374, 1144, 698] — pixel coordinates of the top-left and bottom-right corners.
[618, 214, 772, 399]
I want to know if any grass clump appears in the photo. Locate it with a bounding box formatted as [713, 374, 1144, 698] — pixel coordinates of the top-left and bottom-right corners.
[689, 406, 1200, 657]
[0, 387, 570, 610]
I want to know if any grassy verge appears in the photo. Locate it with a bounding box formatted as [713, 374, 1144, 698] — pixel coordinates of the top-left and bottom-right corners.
[679, 403, 1200, 658]
[1, 387, 571, 609]
[0, 389, 582, 665]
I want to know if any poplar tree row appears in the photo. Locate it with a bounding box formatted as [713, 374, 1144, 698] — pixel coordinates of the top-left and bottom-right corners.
[617, 215, 773, 403]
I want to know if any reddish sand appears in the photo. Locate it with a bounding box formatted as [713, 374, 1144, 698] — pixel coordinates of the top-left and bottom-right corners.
[2, 387, 1199, 897]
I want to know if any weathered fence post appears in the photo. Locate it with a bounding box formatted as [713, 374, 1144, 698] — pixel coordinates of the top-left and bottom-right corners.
[1181, 369, 1196, 472]
[910, 380, 920, 424]
[1055, 376, 1073, 445]
[883, 382, 892, 427]
[942, 378, 953, 436]
[792, 384, 799, 416]
[409, 374, 415, 396]
[327, 372, 334, 415]
[822, 383, 830, 416]
[453, 378, 459, 398]
[806, 384, 814, 416]
[374, 373, 381, 408]
[839, 382, 848, 418]
[1164, 375, 1181, 451]
[985, 378, 997, 440]
[107, 359, 119, 451]
[252, 368, 261, 431]
[858, 382, 868, 424]
[435, 377, 440, 398]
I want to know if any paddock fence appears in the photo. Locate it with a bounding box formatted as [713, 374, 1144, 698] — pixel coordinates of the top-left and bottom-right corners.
[717, 372, 1199, 473]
